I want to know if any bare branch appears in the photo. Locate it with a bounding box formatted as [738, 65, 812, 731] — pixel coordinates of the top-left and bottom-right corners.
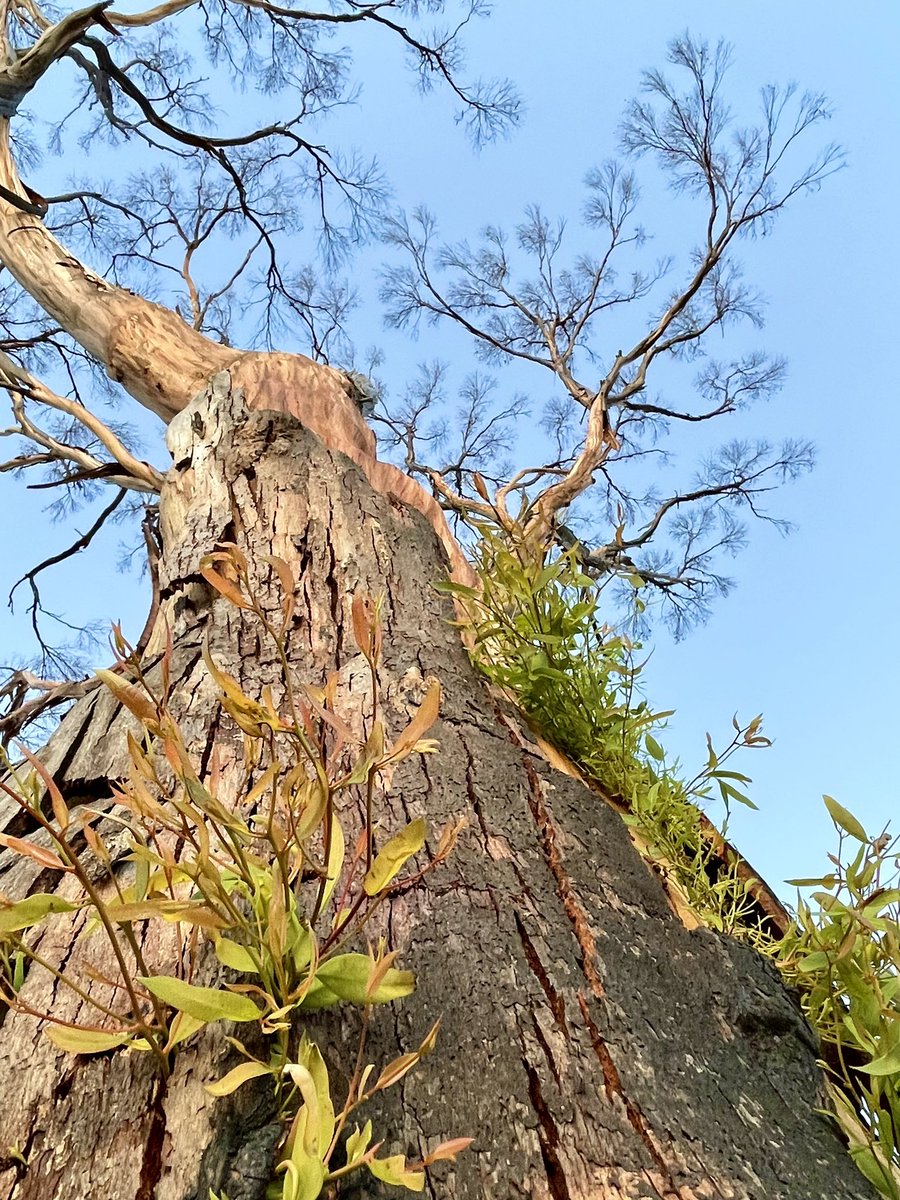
[380, 33, 836, 628]
[0, 351, 164, 492]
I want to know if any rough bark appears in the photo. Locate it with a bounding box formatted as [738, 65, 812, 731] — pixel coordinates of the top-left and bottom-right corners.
[0, 376, 874, 1200]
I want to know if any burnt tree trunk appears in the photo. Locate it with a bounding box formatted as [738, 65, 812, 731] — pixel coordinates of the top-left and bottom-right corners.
[0, 376, 873, 1200]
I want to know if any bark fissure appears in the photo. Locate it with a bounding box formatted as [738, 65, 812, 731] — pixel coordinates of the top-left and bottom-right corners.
[522, 1054, 573, 1200]
[0, 380, 876, 1200]
[514, 910, 569, 1035]
[516, 741, 606, 1003]
[136, 1080, 168, 1200]
[577, 992, 677, 1197]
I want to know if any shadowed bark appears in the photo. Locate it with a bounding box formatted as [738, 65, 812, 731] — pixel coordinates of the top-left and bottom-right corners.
[0, 376, 874, 1200]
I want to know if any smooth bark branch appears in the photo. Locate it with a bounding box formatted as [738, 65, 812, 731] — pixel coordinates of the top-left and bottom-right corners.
[0, 104, 473, 578]
[0, 128, 236, 419]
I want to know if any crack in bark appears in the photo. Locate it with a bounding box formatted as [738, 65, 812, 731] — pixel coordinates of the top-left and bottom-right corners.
[51, 699, 100, 784]
[461, 741, 490, 852]
[136, 1077, 169, 1200]
[577, 993, 679, 1199]
[529, 1010, 564, 1094]
[459, 739, 502, 921]
[522, 1054, 572, 1200]
[325, 499, 342, 666]
[197, 707, 222, 780]
[514, 911, 569, 1036]
[513, 743, 606, 1003]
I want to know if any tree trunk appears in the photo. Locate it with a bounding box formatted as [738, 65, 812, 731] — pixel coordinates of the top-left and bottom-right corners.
[0, 376, 873, 1200]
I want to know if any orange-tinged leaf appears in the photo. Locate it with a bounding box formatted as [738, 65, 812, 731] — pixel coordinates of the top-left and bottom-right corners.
[18, 745, 70, 833]
[299, 687, 354, 744]
[351, 593, 373, 659]
[386, 680, 441, 763]
[199, 563, 251, 610]
[0, 833, 69, 872]
[422, 1137, 474, 1165]
[83, 824, 110, 865]
[105, 900, 228, 929]
[418, 1016, 441, 1056]
[262, 554, 296, 628]
[94, 669, 158, 724]
[373, 1051, 419, 1092]
[435, 817, 467, 861]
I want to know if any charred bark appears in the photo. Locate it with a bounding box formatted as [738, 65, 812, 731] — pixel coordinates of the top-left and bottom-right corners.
[0, 377, 873, 1200]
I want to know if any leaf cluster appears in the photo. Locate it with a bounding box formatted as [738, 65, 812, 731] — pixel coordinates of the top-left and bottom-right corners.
[443, 516, 769, 936]
[780, 801, 900, 1198]
[0, 549, 469, 1197]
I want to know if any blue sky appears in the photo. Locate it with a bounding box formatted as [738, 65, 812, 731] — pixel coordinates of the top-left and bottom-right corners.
[0, 1, 897, 897]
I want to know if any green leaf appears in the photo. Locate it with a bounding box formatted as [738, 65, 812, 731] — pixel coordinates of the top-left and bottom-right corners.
[281, 1151, 326, 1200]
[279, 1106, 327, 1200]
[861, 1043, 900, 1076]
[644, 734, 665, 762]
[344, 1120, 373, 1165]
[314, 954, 415, 1005]
[206, 1061, 273, 1096]
[823, 795, 869, 843]
[138, 976, 260, 1023]
[165, 1011, 207, 1051]
[45, 1026, 131, 1054]
[849, 1147, 900, 1198]
[0, 894, 79, 932]
[340, 720, 385, 788]
[369, 1154, 425, 1191]
[289, 921, 314, 973]
[320, 814, 344, 912]
[297, 981, 342, 1011]
[862, 888, 900, 915]
[795, 950, 831, 973]
[297, 1035, 335, 1157]
[785, 877, 836, 889]
[364, 818, 427, 895]
[718, 781, 758, 810]
[215, 938, 259, 974]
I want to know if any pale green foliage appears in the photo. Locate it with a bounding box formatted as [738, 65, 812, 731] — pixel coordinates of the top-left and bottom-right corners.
[0, 547, 470, 1196]
[441, 520, 769, 937]
[452, 519, 900, 1196]
[780, 805, 900, 1197]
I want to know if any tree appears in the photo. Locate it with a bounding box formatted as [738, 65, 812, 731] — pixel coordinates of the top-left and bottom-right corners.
[0, 5, 872, 1199]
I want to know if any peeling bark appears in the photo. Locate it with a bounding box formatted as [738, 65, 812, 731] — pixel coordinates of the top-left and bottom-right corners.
[0, 154, 474, 586]
[0, 378, 874, 1199]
